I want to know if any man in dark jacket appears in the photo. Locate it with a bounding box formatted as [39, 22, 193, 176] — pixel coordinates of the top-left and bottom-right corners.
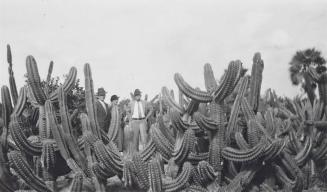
[96, 88, 111, 133]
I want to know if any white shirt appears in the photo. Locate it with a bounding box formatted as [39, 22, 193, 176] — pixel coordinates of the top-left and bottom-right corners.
[132, 101, 145, 118]
[99, 100, 107, 114]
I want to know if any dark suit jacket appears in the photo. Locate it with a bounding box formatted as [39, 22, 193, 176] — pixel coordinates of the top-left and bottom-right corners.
[96, 100, 111, 133]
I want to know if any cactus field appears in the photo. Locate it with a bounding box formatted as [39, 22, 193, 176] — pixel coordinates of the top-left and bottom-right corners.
[1, 44, 327, 192]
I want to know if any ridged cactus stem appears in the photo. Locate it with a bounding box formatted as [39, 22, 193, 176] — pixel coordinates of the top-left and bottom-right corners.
[1, 85, 13, 150]
[84, 63, 102, 139]
[248, 52, 264, 113]
[44, 61, 54, 95]
[7, 44, 18, 105]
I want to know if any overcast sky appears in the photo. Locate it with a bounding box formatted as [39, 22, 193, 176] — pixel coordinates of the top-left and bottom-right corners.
[1, 0, 327, 102]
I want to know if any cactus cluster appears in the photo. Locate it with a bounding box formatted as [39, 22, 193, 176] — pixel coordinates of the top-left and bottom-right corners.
[1, 45, 327, 192]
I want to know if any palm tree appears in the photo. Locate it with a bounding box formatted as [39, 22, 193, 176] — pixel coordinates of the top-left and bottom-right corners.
[289, 48, 326, 104]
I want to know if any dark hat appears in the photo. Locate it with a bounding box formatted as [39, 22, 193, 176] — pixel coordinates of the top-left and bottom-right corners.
[97, 87, 107, 96]
[134, 89, 142, 96]
[110, 95, 119, 102]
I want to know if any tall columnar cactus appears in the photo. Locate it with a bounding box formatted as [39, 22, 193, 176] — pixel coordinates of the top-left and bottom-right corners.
[1, 86, 13, 149]
[12, 87, 27, 116]
[107, 105, 120, 142]
[48, 66, 77, 101]
[248, 52, 264, 113]
[148, 156, 163, 192]
[213, 60, 243, 103]
[162, 87, 185, 114]
[84, 63, 102, 139]
[58, 87, 88, 173]
[204, 63, 218, 93]
[7, 44, 18, 105]
[26, 55, 47, 105]
[225, 76, 249, 144]
[8, 151, 52, 192]
[44, 61, 54, 95]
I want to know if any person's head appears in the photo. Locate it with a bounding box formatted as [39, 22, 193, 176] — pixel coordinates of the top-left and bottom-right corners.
[134, 89, 142, 101]
[110, 95, 119, 105]
[97, 88, 107, 101]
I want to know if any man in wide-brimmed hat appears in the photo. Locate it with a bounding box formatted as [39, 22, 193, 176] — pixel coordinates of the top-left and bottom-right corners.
[128, 89, 153, 151]
[96, 87, 111, 133]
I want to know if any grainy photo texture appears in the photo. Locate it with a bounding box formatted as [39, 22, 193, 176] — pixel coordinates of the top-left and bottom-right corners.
[1, 0, 327, 191]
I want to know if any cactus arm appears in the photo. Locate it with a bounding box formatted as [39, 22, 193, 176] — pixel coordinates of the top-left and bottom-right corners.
[7, 44, 19, 105]
[197, 161, 217, 185]
[58, 87, 88, 172]
[208, 125, 225, 184]
[157, 115, 175, 144]
[288, 130, 301, 153]
[0, 137, 16, 192]
[193, 112, 219, 131]
[235, 131, 250, 150]
[48, 67, 77, 101]
[149, 125, 174, 161]
[294, 136, 313, 166]
[221, 165, 259, 192]
[312, 134, 327, 161]
[204, 63, 218, 93]
[213, 60, 243, 103]
[174, 73, 212, 103]
[92, 162, 115, 181]
[84, 63, 101, 139]
[140, 138, 156, 161]
[187, 152, 209, 163]
[317, 73, 327, 105]
[185, 99, 200, 116]
[172, 129, 195, 165]
[248, 52, 264, 113]
[222, 138, 267, 163]
[132, 153, 149, 189]
[45, 101, 68, 157]
[162, 87, 185, 114]
[26, 56, 47, 105]
[93, 140, 123, 176]
[225, 76, 248, 144]
[12, 87, 27, 116]
[263, 139, 285, 162]
[240, 96, 256, 122]
[69, 172, 83, 192]
[9, 115, 42, 156]
[264, 108, 277, 138]
[280, 152, 304, 192]
[162, 162, 192, 192]
[107, 105, 120, 141]
[170, 110, 198, 133]
[122, 158, 135, 188]
[8, 151, 52, 192]
[247, 119, 270, 147]
[1, 86, 13, 149]
[38, 105, 47, 139]
[44, 61, 53, 95]
[148, 156, 163, 192]
[272, 163, 296, 189]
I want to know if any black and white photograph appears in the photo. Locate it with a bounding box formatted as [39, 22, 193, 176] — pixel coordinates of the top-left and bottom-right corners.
[1, 0, 327, 191]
